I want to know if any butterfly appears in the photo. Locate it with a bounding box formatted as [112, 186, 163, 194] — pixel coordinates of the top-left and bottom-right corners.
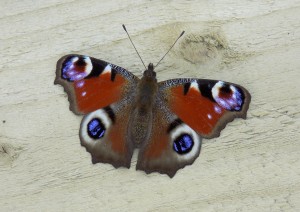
[54, 29, 251, 178]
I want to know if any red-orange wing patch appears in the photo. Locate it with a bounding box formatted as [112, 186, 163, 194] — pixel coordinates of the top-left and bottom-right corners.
[159, 79, 251, 138]
[136, 102, 202, 178]
[55, 54, 139, 115]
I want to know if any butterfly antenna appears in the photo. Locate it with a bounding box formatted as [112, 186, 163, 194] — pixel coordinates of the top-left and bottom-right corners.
[155, 31, 185, 68]
[122, 24, 147, 70]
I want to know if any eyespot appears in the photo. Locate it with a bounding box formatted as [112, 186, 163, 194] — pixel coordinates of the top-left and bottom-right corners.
[173, 134, 194, 154]
[168, 122, 201, 160]
[62, 56, 92, 81]
[212, 81, 244, 111]
[80, 108, 113, 145]
[87, 118, 105, 139]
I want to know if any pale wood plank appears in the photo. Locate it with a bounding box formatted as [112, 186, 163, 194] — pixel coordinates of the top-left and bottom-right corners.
[0, 1, 299, 211]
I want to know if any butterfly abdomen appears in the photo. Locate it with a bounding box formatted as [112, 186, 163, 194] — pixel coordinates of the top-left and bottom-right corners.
[128, 108, 153, 147]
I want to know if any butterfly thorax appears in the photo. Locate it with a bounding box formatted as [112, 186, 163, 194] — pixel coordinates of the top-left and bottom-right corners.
[128, 63, 158, 147]
[138, 63, 157, 108]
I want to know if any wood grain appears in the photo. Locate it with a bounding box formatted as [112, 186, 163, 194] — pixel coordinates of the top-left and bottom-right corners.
[1, 0, 299, 211]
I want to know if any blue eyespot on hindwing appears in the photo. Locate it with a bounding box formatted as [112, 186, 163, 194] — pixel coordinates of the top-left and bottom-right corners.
[173, 134, 194, 154]
[87, 118, 105, 139]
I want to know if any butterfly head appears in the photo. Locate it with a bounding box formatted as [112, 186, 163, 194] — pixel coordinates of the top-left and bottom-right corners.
[143, 63, 156, 78]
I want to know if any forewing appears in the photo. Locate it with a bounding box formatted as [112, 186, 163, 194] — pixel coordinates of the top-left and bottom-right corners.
[55, 54, 139, 115]
[158, 79, 251, 138]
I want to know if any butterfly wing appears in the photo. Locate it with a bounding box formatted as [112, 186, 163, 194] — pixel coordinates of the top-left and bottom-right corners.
[55, 54, 139, 168]
[80, 101, 135, 168]
[55, 54, 139, 115]
[158, 79, 251, 138]
[137, 97, 202, 177]
[136, 78, 250, 177]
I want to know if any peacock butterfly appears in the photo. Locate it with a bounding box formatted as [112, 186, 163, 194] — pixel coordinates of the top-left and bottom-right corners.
[54, 26, 251, 177]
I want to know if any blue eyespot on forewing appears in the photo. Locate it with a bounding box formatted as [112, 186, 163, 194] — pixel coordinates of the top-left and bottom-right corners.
[212, 81, 244, 111]
[62, 56, 93, 81]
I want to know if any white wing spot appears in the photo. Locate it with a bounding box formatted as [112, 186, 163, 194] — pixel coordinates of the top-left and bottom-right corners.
[214, 105, 222, 114]
[212, 81, 224, 99]
[103, 64, 112, 74]
[83, 56, 93, 74]
[71, 57, 79, 63]
[77, 81, 85, 88]
[190, 81, 199, 91]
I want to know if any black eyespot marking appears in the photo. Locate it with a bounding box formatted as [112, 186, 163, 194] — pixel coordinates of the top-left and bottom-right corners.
[198, 81, 216, 102]
[183, 83, 191, 95]
[173, 134, 194, 154]
[87, 118, 105, 139]
[220, 84, 231, 94]
[103, 106, 116, 124]
[75, 57, 87, 66]
[111, 69, 117, 81]
[85, 59, 107, 78]
[167, 119, 183, 133]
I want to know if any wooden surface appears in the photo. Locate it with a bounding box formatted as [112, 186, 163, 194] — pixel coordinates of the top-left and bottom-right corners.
[1, 1, 300, 211]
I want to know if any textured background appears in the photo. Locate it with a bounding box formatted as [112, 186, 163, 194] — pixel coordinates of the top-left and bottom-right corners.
[1, 0, 300, 211]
